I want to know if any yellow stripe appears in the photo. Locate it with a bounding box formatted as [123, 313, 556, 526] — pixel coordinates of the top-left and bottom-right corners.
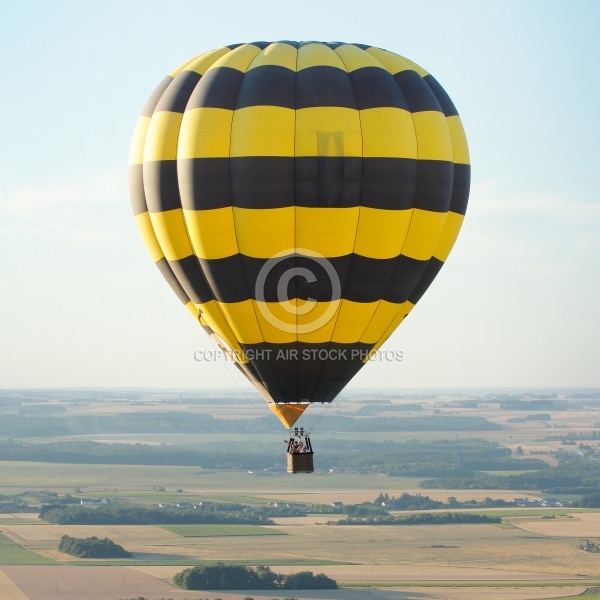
[169, 57, 199, 78]
[134, 212, 164, 262]
[183, 47, 231, 75]
[296, 206, 360, 257]
[143, 111, 183, 162]
[432, 211, 465, 262]
[412, 111, 453, 162]
[295, 107, 362, 157]
[230, 106, 295, 157]
[447, 115, 470, 165]
[334, 44, 381, 71]
[183, 207, 238, 260]
[178, 108, 233, 159]
[331, 299, 379, 343]
[365, 47, 414, 75]
[255, 299, 343, 344]
[193, 298, 423, 345]
[209, 43, 262, 72]
[401, 209, 447, 261]
[203, 299, 413, 344]
[218, 300, 264, 344]
[233, 207, 295, 259]
[176, 106, 455, 161]
[129, 116, 151, 165]
[149, 209, 193, 261]
[354, 207, 412, 259]
[184, 300, 200, 319]
[360, 107, 417, 159]
[196, 300, 249, 362]
[297, 43, 346, 71]
[254, 299, 296, 344]
[183, 206, 441, 261]
[247, 42, 297, 71]
[396, 55, 429, 77]
[360, 300, 406, 344]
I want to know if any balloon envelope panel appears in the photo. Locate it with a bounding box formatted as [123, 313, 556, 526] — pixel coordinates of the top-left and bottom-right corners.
[129, 41, 470, 424]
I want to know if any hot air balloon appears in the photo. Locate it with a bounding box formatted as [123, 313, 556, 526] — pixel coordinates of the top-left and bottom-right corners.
[129, 41, 470, 472]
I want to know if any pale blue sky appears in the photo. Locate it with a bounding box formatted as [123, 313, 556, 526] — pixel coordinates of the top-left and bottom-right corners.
[1, 0, 599, 389]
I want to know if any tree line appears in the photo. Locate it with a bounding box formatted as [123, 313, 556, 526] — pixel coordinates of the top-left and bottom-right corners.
[329, 512, 501, 526]
[40, 504, 274, 526]
[174, 564, 337, 591]
[58, 535, 131, 558]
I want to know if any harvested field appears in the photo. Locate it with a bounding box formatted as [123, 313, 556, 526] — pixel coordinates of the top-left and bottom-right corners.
[514, 513, 600, 537]
[1, 526, 58, 541]
[2, 565, 590, 600]
[0, 565, 181, 600]
[22, 521, 595, 577]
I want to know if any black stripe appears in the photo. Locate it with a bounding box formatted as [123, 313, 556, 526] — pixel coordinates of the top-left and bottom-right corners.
[225, 43, 244, 50]
[156, 258, 190, 305]
[140, 76, 172, 117]
[361, 158, 417, 210]
[344, 255, 398, 302]
[408, 257, 444, 304]
[383, 254, 430, 304]
[199, 256, 250, 304]
[413, 160, 454, 212]
[296, 67, 357, 109]
[238, 349, 286, 404]
[129, 164, 147, 216]
[275, 40, 299, 47]
[393, 70, 443, 113]
[178, 158, 231, 210]
[168, 255, 215, 304]
[450, 164, 470, 215]
[250, 41, 270, 50]
[235, 65, 296, 110]
[154, 70, 201, 113]
[296, 157, 362, 208]
[300, 41, 324, 47]
[350, 67, 409, 110]
[178, 157, 456, 211]
[424, 74, 459, 117]
[231, 157, 295, 209]
[243, 254, 347, 304]
[143, 160, 181, 213]
[186, 67, 244, 111]
[350, 43, 371, 51]
[176, 253, 431, 304]
[240, 342, 372, 403]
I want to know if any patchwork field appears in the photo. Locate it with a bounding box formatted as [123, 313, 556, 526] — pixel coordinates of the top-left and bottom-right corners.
[1, 392, 600, 599]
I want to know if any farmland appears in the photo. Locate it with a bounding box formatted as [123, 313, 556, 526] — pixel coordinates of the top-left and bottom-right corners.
[0, 388, 600, 599]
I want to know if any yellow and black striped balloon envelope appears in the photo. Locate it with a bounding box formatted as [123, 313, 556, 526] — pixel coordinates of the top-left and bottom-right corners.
[129, 41, 470, 429]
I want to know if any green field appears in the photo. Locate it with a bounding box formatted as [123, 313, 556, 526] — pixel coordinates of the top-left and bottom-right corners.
[0, 533, 54, 565]
[0, 461, 423, 495]
[160, 524, 287, 537]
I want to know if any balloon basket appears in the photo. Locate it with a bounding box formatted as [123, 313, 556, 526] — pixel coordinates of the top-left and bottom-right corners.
[286, 427, 314, 473]
[287, 451, 314, 474]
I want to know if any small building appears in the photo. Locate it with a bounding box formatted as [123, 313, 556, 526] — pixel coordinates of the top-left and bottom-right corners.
[331, 502, 344, 508]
